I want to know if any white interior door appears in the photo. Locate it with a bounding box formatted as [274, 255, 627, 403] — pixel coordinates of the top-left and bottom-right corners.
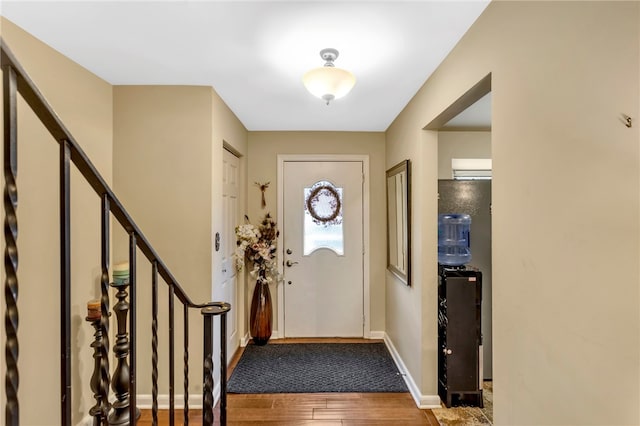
[221, 149, 239, 355]
[283, 161, 364, 337]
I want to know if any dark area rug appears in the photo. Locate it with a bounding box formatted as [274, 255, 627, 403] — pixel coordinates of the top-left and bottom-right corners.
[227, 342, 408, 393]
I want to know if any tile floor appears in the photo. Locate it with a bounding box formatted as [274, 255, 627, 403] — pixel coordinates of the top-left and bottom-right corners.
[431, 381, 493, 426]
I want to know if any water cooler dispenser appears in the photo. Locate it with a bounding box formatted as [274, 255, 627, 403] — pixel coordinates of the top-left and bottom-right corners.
[437, 214, 483, 407]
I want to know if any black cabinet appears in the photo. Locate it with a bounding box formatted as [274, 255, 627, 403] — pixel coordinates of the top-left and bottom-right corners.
[438, 266, 483, 407]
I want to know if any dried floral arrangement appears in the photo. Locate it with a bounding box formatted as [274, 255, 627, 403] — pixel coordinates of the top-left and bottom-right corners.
[234, 213, 280, 285]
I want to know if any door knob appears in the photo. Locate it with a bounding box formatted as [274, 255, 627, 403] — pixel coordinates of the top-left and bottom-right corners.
[286, 260, 299, 267]
[286, 249, 292, 255]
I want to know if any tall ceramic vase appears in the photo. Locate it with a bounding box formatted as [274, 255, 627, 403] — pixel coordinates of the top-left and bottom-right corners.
[250, 270, 272, 345]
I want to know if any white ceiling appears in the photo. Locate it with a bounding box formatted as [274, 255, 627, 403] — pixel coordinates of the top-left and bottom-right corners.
[442, 92, 491, 130]
[1, 1, 490, 132]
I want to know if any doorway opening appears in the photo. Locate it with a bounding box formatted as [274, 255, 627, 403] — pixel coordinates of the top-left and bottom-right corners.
[437, 91, 493, 380]
[426, 74, 493, 422]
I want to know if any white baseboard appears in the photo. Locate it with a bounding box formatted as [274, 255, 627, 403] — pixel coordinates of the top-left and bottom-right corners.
[369, 330, 385, 339]
[240, 332, 251, 347]
[383, 333, 442, 409]
[417, 393, 443, 408]
[242, 332, 386, 342]
[241, 331, 281, 346]
[137, 381, 220, 410]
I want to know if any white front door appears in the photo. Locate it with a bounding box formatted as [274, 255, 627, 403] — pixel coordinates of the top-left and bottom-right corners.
[282, 161, 364, 337]
[221, 149, 239, 356]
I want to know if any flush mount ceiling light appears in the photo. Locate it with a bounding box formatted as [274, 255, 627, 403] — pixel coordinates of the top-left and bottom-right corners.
[303, 48, 356, 105]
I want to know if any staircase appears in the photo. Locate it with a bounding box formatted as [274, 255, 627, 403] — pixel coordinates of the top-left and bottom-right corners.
[1, 39, 230, 425]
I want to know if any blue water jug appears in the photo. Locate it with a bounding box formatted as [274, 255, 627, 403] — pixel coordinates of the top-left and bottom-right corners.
[438, 213, 471, 266]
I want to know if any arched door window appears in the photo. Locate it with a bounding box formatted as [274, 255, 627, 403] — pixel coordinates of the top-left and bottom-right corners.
[303, 180, 344, 255]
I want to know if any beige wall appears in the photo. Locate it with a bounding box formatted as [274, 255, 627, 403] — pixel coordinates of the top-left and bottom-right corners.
[113, 85, 215, 396]
[386, 114, 438, 405]
[247, 132, 386, 334]
[1, 18, 113, 425]
[211, 89, 249, 353]
[113, 86, 213, 300]
[112, 85, 248, 397]
[386, 1, 639, 424]
[437, 131, 491, 179]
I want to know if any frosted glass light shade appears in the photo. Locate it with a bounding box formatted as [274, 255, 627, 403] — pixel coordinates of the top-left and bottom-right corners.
[303, 66, 356, 103]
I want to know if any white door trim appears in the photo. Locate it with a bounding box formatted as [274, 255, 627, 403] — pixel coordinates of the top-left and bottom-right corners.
[277, 154, 371, 338]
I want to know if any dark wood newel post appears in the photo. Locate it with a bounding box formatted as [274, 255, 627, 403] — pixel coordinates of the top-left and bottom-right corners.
[202, 310, 213, 426]
[108, 273, 140, 425]
[109, 279, 132, 425]
[220, 310, 228, 425]
[201, 303, 230, 426]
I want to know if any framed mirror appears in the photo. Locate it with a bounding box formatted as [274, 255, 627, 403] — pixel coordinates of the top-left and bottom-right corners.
[386, 160, 411, 285]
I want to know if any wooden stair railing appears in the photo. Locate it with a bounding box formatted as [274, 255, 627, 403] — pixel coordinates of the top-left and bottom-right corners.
[1, 39, 230, 426]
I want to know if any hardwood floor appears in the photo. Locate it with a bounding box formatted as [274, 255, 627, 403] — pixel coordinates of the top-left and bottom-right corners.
[138, 338, 441, 425]
[139, 393, 440, 425]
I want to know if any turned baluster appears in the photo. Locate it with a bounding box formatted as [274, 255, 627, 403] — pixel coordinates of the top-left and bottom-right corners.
[108, 261, 140, 425]
[86, 300, 109, 425]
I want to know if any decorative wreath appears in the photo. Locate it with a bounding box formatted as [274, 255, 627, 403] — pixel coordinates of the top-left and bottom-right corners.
[305, 183, 342, 225]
